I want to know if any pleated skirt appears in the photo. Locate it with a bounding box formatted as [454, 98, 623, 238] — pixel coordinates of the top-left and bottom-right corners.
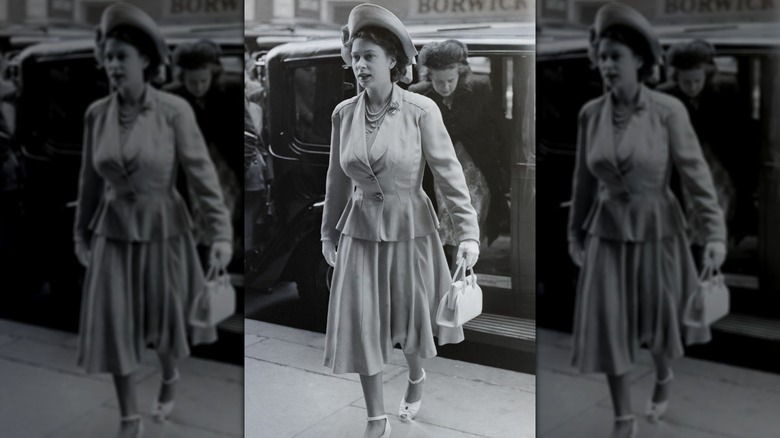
[571, 232, 710, 375]
[324, 232, 464, 375]
[77, 232, 216, 375]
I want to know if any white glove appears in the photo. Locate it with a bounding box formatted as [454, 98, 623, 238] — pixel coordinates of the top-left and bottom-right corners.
[209, 240, 233, 270]
[74, 239, 90, 268]
[457, 240, 480, 270]
[702, 240, 727, 270]
[568, 241, 584, 268]
[322, 241, 337, 267]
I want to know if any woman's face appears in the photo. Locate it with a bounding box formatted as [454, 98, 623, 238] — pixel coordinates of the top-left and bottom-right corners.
[676, 67, 707, 98]
[597, 38, 643, 93]
[103, 38, 148, 91]
[429, 66, 460, 98]
[183, 67, 213, 98]
[350, 38, 395, 91]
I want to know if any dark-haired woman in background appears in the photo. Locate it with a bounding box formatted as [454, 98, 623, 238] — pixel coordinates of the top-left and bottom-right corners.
[74, 4, 232, 437]
[568, 4, 726, 437]
[659, 39, 755, 254]
[410, 40, 509, 255]
[165, 39, 242, 254]
[321, 4, 480, 438]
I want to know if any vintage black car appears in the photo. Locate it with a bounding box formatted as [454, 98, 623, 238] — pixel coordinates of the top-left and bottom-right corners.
[246, 24, 537, 365]
[2, 30, 245, 339]
[537, 23, 780, 339]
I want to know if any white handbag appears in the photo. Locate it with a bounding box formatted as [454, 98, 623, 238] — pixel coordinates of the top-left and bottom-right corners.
[189, 265, 236, 328]
[683, 265, 730, 329]
[436, 259, 483, 328]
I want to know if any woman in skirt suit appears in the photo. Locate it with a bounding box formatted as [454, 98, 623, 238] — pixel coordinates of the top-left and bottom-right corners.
[567, 3, 727, 437]
[73, 4, 232, 437]
[321, 4, 480, 438]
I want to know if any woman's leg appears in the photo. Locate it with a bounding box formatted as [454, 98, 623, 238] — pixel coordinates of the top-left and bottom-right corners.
[650, 353, 672, 404]
[607, 372, 635, 436]
[157, 352, 178, 404]
[403, 353, 425, 403]
[360, 371, 386, 438]
[113, 372, 141, 436]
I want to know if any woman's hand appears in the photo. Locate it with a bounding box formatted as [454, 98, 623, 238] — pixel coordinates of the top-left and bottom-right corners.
[703, 241, 727, 270]
[322, 241, 337, 267]
[209, 240, 233, 270]
[74, 239, 90, 267]
[568, 241, 584, 268]
[457, 240, 480, 270]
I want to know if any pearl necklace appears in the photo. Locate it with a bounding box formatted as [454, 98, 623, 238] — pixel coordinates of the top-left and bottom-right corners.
[365, 99, 391, 135]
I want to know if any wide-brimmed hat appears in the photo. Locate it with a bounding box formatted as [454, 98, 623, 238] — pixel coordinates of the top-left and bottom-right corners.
[590, 2, 662, 67]
[340, 3, 417, 82]
[94, 2, 169, 67]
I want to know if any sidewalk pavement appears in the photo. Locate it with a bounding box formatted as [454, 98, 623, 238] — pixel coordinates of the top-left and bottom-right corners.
[537, 328, 780, 438]
[245, 319, 536, 438]
[0, 318, 242, 438]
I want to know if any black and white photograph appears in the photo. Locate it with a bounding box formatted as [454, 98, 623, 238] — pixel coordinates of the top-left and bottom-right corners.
[0, 1, 245, 437]
[537, 1, 780, 437]
[243, 0, 536, 437]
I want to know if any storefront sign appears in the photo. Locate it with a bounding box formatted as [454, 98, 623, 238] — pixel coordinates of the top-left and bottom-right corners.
[296, 0, 321, 19]
[658, 0, 777, 21]
[162, 0, 242, 19]
[48, 0, 73, 20]
[410, 0, 534, 21]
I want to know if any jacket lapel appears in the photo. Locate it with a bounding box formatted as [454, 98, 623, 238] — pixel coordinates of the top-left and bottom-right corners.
[349, 92, 370, 167]
[120, 86, 156, 172]
[368, 84, 402, 166]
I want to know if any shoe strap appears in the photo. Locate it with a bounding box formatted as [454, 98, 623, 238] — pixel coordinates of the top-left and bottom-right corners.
[615, 414, 635, 423]
[367, 414, 388, 422]
[162, 369, 180, 385]
[408, 368, 426, 385]
[121, 414, 142, 423]
[657, 368, 674, 385]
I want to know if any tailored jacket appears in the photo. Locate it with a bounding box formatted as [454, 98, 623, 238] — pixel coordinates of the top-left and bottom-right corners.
[568, 85, 726, 245]
[74, 86, 232, 244]
[321, 84, 479, 244]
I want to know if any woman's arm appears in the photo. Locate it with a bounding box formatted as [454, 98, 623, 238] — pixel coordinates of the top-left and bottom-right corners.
[172, 103, 233, 244]
[420, 103, 479, 243]
[320, 110, 353, 244]
[667, 100, 727, 243]
[567, 107, 598, 247]
[73, 110, 104, 246]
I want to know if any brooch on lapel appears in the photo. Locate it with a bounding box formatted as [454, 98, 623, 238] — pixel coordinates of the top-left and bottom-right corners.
[388, 102, 399, 116]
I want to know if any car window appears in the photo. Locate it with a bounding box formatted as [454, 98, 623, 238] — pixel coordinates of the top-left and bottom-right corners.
[24, 56, 109, 153]
[290, 60, 356, 146]
[538, 56, 603, 152]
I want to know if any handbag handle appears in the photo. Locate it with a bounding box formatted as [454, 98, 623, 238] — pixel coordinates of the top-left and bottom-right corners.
[204, 264, 228, 283]
[698, 264, 723, 283]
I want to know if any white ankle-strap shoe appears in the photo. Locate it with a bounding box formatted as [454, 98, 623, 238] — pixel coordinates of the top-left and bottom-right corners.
[120, 414, 144, 438]
[367, 414, 391, 438]
[152, 369, 180, 423]
[399, 368, 426, 422]
[646, 368, 673, 423]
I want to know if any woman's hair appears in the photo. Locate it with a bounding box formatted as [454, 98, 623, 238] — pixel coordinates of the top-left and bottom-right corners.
[345, 26, 409, 83]
[417, 39, 471, 81]
[172, 39, 223, 81]
[667, 39, 717, 79]
[99, 25, 162, 81]
[589, 25, 657, 82]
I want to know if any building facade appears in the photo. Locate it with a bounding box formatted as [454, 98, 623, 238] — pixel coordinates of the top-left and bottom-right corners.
[246, 0, 535, 25]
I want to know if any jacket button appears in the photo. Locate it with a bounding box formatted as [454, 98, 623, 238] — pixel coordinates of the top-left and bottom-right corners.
[367, 175, 376, 182]
[375, 193, 384, 202]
